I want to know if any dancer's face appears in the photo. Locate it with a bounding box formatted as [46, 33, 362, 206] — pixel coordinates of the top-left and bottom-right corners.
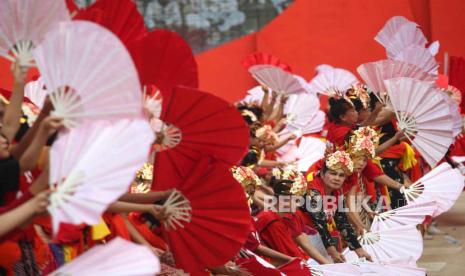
[321, 168, 346, 190]
[353, 156, 368, 173]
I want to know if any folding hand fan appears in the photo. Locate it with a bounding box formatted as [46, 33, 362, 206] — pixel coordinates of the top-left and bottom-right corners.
[153, 157, 251, 274]
[276, 139, 298, 163]
[307, 263, 362, 276]
[128, 29, 199, 93]
[353, 225, 423, 262]
[0, 0, 70, 66]
[384, 77, 454, 167]
[248, 65, 306, 95]
[242, 52, 292, 72]
[49, 237, 160, 276]
[357, 59, 435, 105]
[437, 91, 462, 137]
[48, 118, 154, 234]
[236, 257, 281, 276]
[283, 92, 321, 132]
[370, 200, 436, 231]
[383, 23, 427, 59]
[242, 86, 265, 105]
[400, 162, 465, 217]
[353, 259, 426, 276]
[24, 78, 47, 109]
[33, 21, 142, 129]
[392, 46, 439, 75]
[315, 64, 334, 74]
[308, 67, 359, 96]
[301, 111, 326, 135]
[296, 136, 326, 172]
[278, 259, 312, 275]
[295, 75, 316, 94]
[74, 0, 147, 47]
[375, 16, 416, 51]
[152, 86, 249, 189]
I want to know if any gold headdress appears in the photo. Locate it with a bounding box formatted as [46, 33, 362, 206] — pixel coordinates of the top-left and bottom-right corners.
[255, 125, 279, 145]
[325, 150, 354, 175]
[240, 109, 258, 123]
[131, 163, 153, 194]
[347, 83, 370, 109]
[271, 167, 306, 196]
[347, 126, 380, 159]
[231, 166, 262, 205]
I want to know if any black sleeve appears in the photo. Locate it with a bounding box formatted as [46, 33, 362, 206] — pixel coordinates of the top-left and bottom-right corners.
[305, 189, 335, 249]
[0, 157, 20, 203]
[334, 199, 361, 250]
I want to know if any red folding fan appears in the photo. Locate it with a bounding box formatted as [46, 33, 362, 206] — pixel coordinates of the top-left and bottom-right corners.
[242, 52, 292, 72]
[152, 86, 250, 188]
[74, 0, 147, 46]
[129, 29, 199, 92]
[154, 156, 252, 274]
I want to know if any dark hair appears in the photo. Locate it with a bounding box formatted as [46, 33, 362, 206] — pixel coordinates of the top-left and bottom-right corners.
[369, 92, 378, 111]
[270, 177, 294, 195]
[241, 148, 259, 167]
[328, 98, 354, 123]
[350, 98, 364, 112]
[237, 105, 264, 125]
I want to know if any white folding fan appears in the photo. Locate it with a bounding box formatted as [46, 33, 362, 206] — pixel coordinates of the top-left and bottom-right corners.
[49, 237, 160, 276]
[353, 259, 426, 276]
[307, 263, 361, 276]
[308, 66, 359, 96]
[294, 75, 316, 95]
[370, 200, 436, 231]
[33, 21, 142, 129]
[283, 92, 321, 133]
[357, 59, 435, 105]
[392, 45, 439, 75]
[0, 0, 70, 66]
[248, 64, 306, 95]
[384, 77, 454, 167]
[428, 41, 440, 56]
[400, 162, 465, 217]
[48, 118, 154, 234]
[243, 85, 265, 105]
[383, 23, 427, 59]
[276, 139, 298, 163]
[437, 91, 462, 137]
[296, 136, 326, 172]
[375, 16, 416, 51]
[24, 78, 47, 109]
[350, 225, 423, 262]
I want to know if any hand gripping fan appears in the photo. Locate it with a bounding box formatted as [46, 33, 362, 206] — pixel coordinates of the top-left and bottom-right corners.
[153, 157, 251, 274]
[0, 0, 70, 66]
[357, 59, 436, 105]
[73, 0, 147, 47]
[392, 45, 439, 76]
[49, 237, 160, 276]
[400, 162, 465, 217]
[129, 29, 199, 93]
[33, 21, 142, 129]
[351, 225, 423, 262]
[24, 78, 47, 109]
[48, 119, 154, 234]
[384, 77, 454, 167]
[242, 52, 292, 72]
[152, 86, 249, 189]
[248, 65, 306, 95]
[370, 200, 436, 231]
[308, 67, 359, 96]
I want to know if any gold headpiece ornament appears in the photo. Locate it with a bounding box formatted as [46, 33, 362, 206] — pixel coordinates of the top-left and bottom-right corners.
[241, 109, 258, 123]
[136, 162, 153, 182]
[347, 126, 380, 159]
[325, 150, 354, 175]
[271, 167, 307, 196]
[255, 125, 279, 145]
[347, 83, 370, 109]
[231, 166, 262, 205]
